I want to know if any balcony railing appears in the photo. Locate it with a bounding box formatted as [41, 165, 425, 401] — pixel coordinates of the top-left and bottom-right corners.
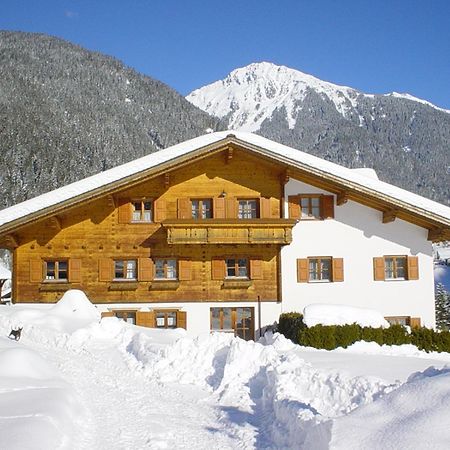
[162, 219, 296, 245]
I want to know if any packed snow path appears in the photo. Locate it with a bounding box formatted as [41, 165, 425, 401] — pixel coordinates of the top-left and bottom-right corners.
[32, 338, 248, 450]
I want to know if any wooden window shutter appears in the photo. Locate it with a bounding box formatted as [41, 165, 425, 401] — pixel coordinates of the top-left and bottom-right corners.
[138, 258, 154, 282]
[30, 260, 43, 283]
[101, 311, 115, 319]
[176, 311, 187, 330]
[213, 197, 226, 218]
[332, 258, 344, 282]
[118, 198, 131, 223]
[407, 256, 419, 280]
[288, 196, 300, 219]
[211, 258, 225, 280]
[98, 258, 113, 282]
[259, 198, 271, 219]
[136, 311, 155, 328]
[226, 197, 237, 218]
[270, 198, 280, 218]
[178, 259, 192, 281]
[410, 317, 421, 328]
[250, 258, 263, 280]
[177, 198, 191, 219]
[69, 259, 82, 283]
[373, 257, 385, 281]
[321, 195, 335, 219]
[153, 199, 166, 222]
[297, 258, 308, 283]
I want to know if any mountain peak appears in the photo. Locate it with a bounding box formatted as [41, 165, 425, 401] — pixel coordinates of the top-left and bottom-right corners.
[187, 62, 360, 132]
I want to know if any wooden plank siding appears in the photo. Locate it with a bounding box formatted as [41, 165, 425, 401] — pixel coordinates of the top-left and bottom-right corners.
[13, 150, 283, 303]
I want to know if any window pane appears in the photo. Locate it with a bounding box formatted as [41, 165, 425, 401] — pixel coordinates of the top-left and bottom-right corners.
[191, 200, 200, 219]
[226, 259, 236, 277]
[384, 258, 394, 279]
[156, 313, 165, 328]
[238, 259, 248, 277]
[300, 198, 310, 217]
[126, 260, 136, 279]
[46, 261, 56, 279]
[321, 259, 331, 281]
[309, 259, 319, 280]
[58, 261, 68, 280]
[223, 308, 232, 330]
[167, 312, 176, 328]
[202, 200, 212, 218]
[396, 257, 406, 278]
[166, 260, 177, 279]
[211, 308, 221, 330]
[155, 260, 165, 279]
[115, 260, 124, 278]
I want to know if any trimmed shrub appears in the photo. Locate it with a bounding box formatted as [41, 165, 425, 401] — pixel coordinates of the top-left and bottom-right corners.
[277, 313, 306, 343]
[277, 313, 450, 353]
[335, 324, 361, 348]
[361, 326, 384, 345]
[382, 324, 411, 346]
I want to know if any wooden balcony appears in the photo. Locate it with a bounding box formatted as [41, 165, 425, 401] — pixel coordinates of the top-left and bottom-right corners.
[162, 219, 296, 245]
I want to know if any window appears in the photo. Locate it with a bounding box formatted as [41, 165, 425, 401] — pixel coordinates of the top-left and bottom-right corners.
[114, 310, 137, 324]
[45, 260, 68, 281]
[226, 258, 248, 278]
[238, 199, 258, 219]
[288, 195, 334, 220]
[191, 199, 212, 219]
[210, 307, 254, 340]
[154, 259, 177, 280]
[308, 257, 332, 282]
[114, 260, 137, 280]
[384, 256, 406, 280]
[155, 310, 177, 328]
[132, 200, 152, 222]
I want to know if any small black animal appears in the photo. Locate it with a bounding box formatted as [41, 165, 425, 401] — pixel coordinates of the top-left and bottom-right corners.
[9, 327, 23, 341]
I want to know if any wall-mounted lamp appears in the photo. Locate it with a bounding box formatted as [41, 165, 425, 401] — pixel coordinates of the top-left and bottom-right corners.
[220, 190, 227, 198]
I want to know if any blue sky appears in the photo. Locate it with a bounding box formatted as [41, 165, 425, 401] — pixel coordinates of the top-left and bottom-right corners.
[1, 0, 450, 108]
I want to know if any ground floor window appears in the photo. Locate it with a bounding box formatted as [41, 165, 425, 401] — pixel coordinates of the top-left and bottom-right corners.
[155, 310, 177, 328]
[210, 307, 254, 340]
[114, 310, 137, 325]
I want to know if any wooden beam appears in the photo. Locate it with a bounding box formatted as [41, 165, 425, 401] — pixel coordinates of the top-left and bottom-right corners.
[163, 173, 170, 188]
[225, 147, 233, 164]
[382, 209, 398, 224]
[336, 191, 349, 206]
[106, 195, 116, 208]
[279, 170, 290, 185]
[48, 216, 62, 231]
[428, 228, 445, 241]
[1, 234, 18, 249]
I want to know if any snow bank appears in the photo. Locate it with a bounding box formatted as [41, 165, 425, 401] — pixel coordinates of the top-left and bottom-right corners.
[1, 289, 100, 334]
[0, 339, 84, 450]
[303, 303, 389, 328]
[326, 366, 450, 449]
[125, 331, 395, 448]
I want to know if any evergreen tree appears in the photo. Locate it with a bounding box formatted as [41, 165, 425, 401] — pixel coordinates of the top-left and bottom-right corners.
[435, 283, 450, 331]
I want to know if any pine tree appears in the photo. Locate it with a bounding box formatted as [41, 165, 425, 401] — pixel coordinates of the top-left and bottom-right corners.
[435, 283, 450, 331]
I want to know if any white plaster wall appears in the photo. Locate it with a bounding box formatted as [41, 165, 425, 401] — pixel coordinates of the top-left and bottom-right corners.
[98, 301, 282, 338]
[281, 179, 435, 327]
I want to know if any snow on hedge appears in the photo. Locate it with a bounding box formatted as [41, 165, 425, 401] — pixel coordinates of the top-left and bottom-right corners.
[303, 303, 390, 328]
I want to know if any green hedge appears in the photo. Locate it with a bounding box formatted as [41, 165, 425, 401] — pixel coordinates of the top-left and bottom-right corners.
[277, 313, 450, 353]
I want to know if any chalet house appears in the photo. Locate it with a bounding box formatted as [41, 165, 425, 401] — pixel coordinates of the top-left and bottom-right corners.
[0, 132, 449, 339]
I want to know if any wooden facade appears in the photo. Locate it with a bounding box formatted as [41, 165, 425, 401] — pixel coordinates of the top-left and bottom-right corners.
[11, 148, 295, 305]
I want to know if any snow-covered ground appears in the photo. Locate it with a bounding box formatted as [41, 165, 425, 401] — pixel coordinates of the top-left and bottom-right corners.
[0, 291, 449, 449]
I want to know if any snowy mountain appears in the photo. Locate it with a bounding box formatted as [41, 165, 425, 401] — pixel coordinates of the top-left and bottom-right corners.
[187, 62, 450, 204]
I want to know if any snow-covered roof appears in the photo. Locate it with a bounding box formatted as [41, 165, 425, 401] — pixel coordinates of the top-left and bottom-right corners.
[0, 131, 449, 234]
